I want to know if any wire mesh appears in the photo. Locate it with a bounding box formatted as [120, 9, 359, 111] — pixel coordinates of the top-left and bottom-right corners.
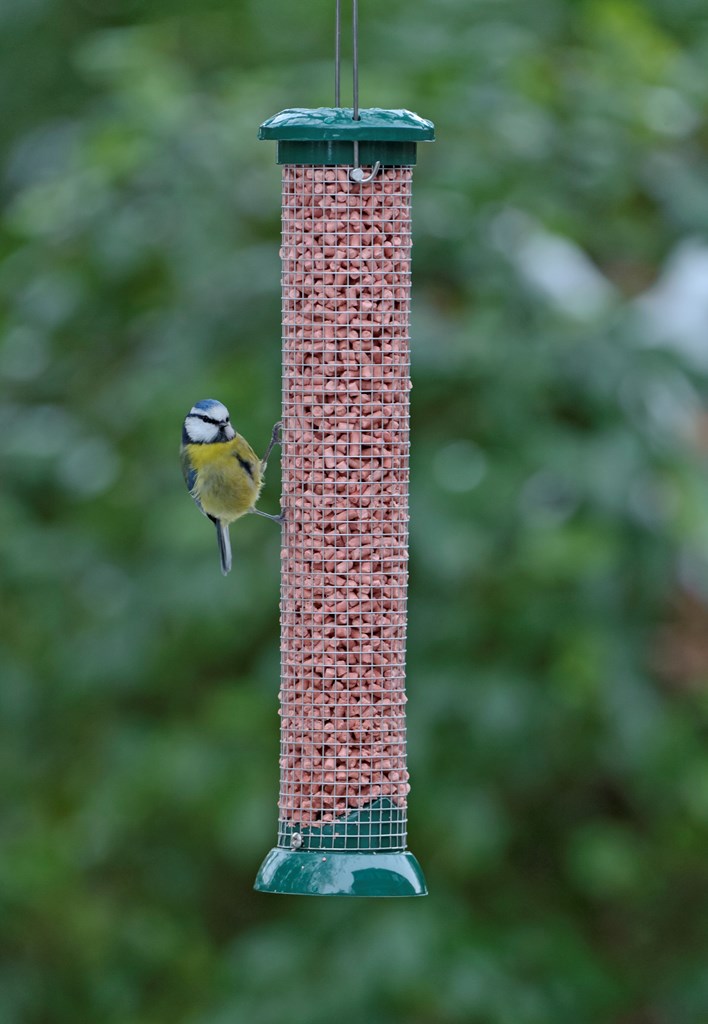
[279, 164, 413, 852]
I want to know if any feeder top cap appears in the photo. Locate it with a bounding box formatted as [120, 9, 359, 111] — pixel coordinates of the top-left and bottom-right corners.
[258, 107, 435, 142]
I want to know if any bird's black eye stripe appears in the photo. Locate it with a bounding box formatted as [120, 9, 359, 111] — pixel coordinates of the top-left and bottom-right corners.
[193, 414, 225, 426]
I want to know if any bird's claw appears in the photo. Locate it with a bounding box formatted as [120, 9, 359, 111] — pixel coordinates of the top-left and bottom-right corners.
[261, 421, 283, 470]
[252, 506, 285, 525]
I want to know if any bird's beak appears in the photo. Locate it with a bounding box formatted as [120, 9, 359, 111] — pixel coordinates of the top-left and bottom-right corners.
[224, 424, 235, 440]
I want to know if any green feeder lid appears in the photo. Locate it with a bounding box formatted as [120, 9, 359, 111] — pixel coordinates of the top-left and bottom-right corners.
[259, 107, 434, 166]
[258, 106, 435, 142]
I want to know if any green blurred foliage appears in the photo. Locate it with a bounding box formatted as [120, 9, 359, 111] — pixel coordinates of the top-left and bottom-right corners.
[2, 0, 708, 1022]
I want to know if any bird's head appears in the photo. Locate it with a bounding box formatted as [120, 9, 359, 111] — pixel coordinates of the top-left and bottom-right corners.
[182, 399, 236, 444]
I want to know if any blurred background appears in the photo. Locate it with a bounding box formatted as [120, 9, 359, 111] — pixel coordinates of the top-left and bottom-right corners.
[2, 0, 708, 1021]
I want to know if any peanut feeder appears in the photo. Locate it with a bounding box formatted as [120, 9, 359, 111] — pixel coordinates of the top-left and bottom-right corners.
[254, 14, 434, 899]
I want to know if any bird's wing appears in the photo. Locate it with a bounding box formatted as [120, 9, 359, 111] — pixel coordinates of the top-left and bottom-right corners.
[233, 434, 261, 480]
[180, 448, 209, 518]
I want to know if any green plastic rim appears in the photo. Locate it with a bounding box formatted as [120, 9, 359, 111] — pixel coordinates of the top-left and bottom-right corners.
[275, 139, 417, 166]
[254, 849, 428, 897]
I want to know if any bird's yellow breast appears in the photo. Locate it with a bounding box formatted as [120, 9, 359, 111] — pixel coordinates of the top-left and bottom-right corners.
[184, 436, 262, 523]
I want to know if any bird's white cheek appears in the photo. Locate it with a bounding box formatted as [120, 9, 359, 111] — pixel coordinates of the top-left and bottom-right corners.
[185, 417, 219, 443]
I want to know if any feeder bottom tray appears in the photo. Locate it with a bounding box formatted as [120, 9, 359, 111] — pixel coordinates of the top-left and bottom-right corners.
[254, 798, 427, 897]
[254, 848, 426, 897]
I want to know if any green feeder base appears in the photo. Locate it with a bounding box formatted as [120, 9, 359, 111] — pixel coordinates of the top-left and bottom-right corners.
[254, 848, 427, 897]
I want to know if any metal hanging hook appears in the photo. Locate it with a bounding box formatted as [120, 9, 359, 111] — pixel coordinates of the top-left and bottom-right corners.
[350, 141, 381, 183]
[335, 0, 381, 184]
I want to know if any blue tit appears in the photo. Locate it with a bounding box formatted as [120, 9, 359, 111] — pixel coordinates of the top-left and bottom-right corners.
[181, 399, 282, 576]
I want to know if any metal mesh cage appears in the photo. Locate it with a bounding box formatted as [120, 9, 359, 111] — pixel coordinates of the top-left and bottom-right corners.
[278, 164, 412, 852]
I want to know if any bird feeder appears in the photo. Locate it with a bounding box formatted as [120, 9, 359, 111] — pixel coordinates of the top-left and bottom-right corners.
[254, 2, 434, 897]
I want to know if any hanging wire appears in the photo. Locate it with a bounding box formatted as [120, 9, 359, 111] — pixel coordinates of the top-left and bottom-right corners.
[352, 0, 360, 121]
[335, 0, 341, 108]
[345, 0, 380, 183]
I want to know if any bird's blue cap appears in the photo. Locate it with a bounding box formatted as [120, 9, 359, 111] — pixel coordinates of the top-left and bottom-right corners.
[194, 399, 221, 411]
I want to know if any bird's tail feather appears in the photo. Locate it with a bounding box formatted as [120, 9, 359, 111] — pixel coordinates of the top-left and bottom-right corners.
[214, 519, 232, 576]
